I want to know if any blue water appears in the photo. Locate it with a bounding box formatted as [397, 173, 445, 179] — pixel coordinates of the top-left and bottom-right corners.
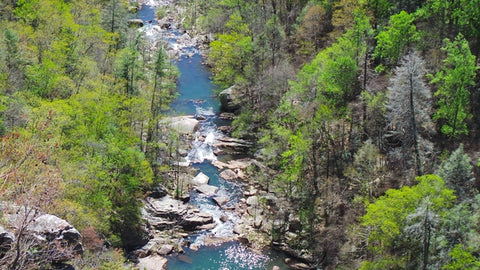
[168, 51, 290, 270]
[168, 242, 288, 270]
[137, 4, 157, 24]
[171, 54, 220, 116]
[138, 2, 289, 269]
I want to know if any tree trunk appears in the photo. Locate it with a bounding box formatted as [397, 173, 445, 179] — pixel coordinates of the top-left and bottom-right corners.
[409, 71, 422, 175]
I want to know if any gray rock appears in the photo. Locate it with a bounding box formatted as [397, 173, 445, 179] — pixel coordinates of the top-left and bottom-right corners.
[219, 85, 243, 112]
[28, 214, 82, 252]
[233, 224, 243, 235]
[127, 19, 144, 27]
[191, 172, 209, 186]
[195, 184, 219, 196]
[254, 216, 263, 228]
[212, 196, 229, 207]
[144, 196, 215, 231]
[136, 255, 168, 270]
[219, 112, 235, 120]
[161, 115, 199, 135]
[290, 262, 314, 270]
[181, 211, 214, 231]
[157, 244, 174, 255]
[246, 196, 259, 206]
[145, 196, 188, 219]
[136, 240, 157, 258]
[0, 225, 14, 256]
[220, 215, 228, 222]
[219, 169, 238, 180]
[244, 187, 258, 196]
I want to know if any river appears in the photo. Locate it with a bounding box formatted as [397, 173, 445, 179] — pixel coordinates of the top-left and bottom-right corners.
[137, 3, 289, 270]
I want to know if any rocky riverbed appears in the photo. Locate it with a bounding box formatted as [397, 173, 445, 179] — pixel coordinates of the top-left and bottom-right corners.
[132, 114, 315, 269]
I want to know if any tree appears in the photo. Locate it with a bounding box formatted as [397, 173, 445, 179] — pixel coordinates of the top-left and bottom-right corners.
[385, 51, 432, 175]
[438, 144, 474, 199]
[431, 33, 477, 137]
[361, 175, 455, 267]
[404, 199, 439, 270]
[345, 140, 385, 198]
[373, 11, 420, 70]
[209, 12, 253, 88]
[102, 0, 129, 46]
[295, 4, 331, 56]
[443, 245, 480, 270]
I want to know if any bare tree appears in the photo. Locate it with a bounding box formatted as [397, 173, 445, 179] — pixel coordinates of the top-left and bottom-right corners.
[385, 51, 433, 175]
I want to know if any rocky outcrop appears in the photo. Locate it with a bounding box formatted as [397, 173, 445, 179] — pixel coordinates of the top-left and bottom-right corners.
[212, 196, 230, 207]
[128, 19, 144, 28]
[0, 225, 14, 257]
[161, 115, 199, 135]
[0, 211, 82, 266]
[219, 85, 243, 113]
[28, 214, 83, 255]
[143, 195, 214, 231]
[219, 169, 239, 180]
[213, 137, 253, 155]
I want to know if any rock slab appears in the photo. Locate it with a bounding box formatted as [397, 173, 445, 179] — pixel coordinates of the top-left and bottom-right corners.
[161, 115, 199, 135]
[136, 255, 168, 270]
[191, 172, 210, 186]
[195, 184, 219, 196]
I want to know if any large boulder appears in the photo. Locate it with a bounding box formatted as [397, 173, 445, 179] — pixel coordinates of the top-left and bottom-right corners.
[191, 172, 210, 186]
[219, 169, 238, 180]
[219, 85, 243, 113]
[195, 184, 219, 196]
[161, 115, 199, 135]
[136, 255, 168, 270]
[1, 212, 83, 266]
[143, 196, 215, 231]
[27, 214, 83, 257]
[127, 19, 144, 28]
[181, 210, 214, 231]
[0, 225, 14, 258]
[212, 196, 230, 207]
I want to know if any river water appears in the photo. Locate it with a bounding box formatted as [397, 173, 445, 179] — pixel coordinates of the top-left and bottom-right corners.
[138, 3, 289, 269]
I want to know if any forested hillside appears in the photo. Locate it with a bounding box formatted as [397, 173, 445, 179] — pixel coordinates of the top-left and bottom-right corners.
[175, 0, 480, 269]
[0, 0, 178, 268]
[2, 0, 480, 269]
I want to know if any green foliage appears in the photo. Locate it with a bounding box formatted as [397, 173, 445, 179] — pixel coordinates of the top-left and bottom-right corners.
[295, 4, 330, 55]
[373, 11, 420, 70]
[360, 255, 406, 270]
[443, 245, 480, 270]
[362, 174, 455, 253]
[438, 144, 474, 198]
[345, 140, 385, 198]
[0, 0, 174, 253]
[431, 33, 477, 137]
[209, 12, 253, 88]
[289, 30, 359, 112]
